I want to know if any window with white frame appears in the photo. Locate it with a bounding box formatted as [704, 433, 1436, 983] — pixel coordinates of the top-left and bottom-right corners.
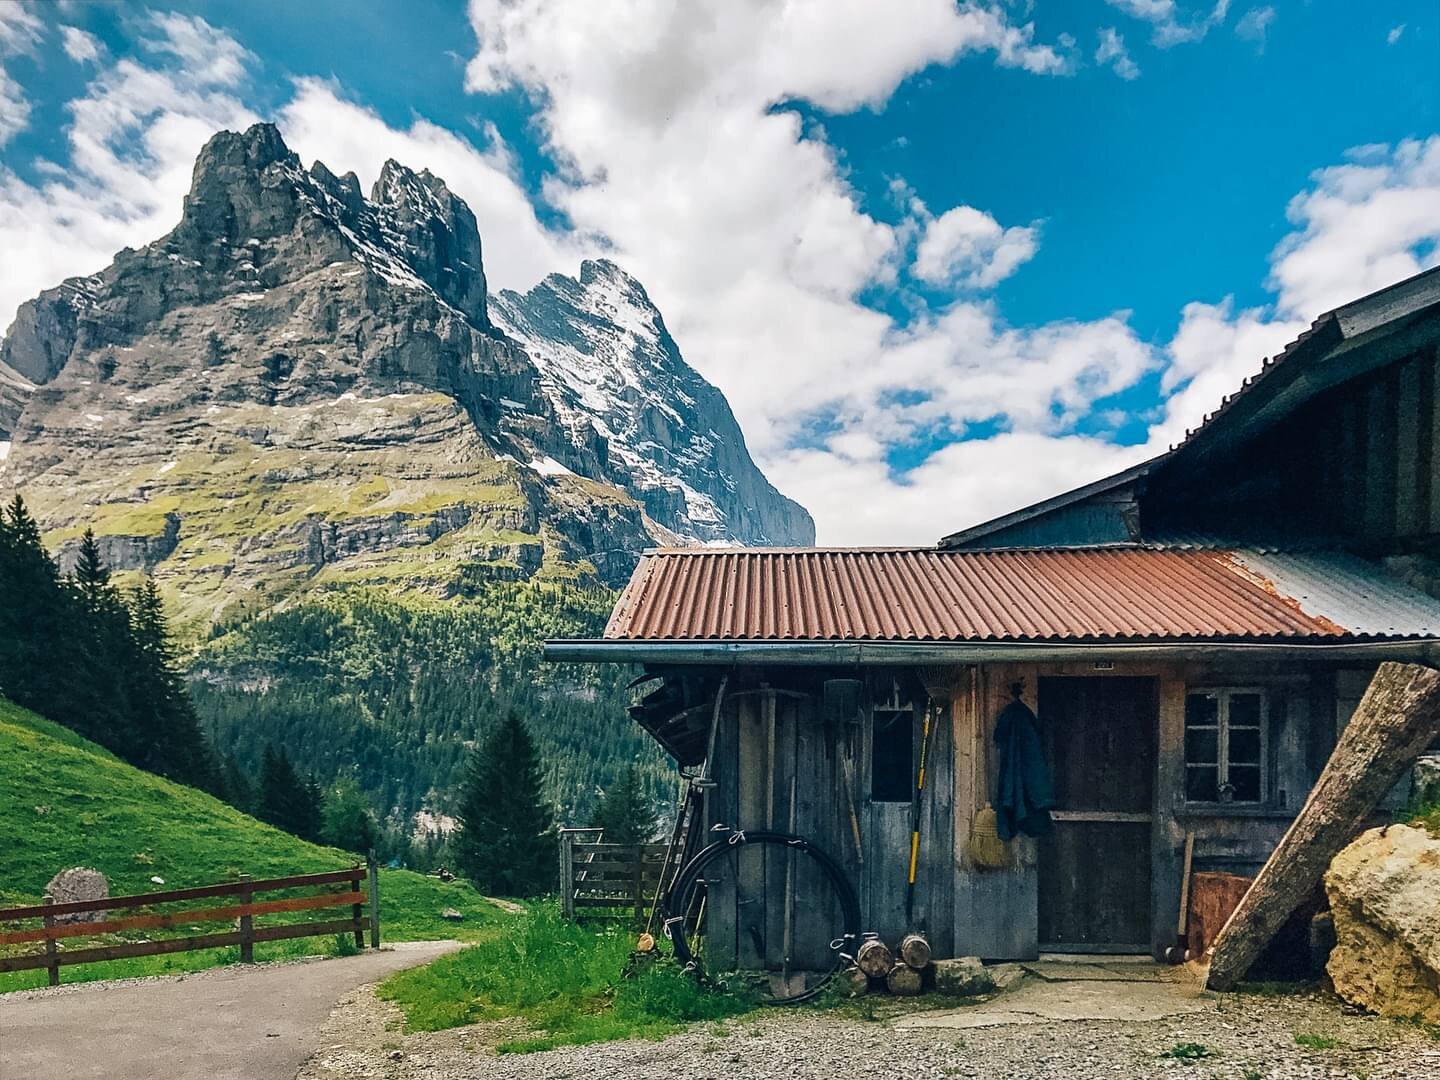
[1184, 689, 1267, 803]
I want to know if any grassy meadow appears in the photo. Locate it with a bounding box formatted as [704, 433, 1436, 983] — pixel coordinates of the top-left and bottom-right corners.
[0, 696, 508, 991]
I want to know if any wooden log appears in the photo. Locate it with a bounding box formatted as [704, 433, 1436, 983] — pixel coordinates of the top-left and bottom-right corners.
[885, 962, 923, 996]
[1204, 662, 1440, 991]
[856, 937, 894, 978]
[899, 932, 931, 970]
[837, 965, 869, 998]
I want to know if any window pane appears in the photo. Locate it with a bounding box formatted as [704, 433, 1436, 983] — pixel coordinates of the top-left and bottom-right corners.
[1229, 693, 1262, 728]
[1186, 765, 1219, 802]
[871, 709, 913, 802]
[1185, 728, 1218, 764]
[1186, 693, 1219, 728]
[1228, 765, 1261, 802]
[1229, 727, 1262, 765]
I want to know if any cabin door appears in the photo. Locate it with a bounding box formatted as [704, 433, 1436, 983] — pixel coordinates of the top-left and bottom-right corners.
[1037, 676, 1156, 952]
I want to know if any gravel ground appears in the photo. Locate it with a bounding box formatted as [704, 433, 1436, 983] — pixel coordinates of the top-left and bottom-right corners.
[300, 980, 1440, 1080]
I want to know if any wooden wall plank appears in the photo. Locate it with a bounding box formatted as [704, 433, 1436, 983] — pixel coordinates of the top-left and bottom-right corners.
[1396, 356, 1423, 535]
[706, 695, 739, 971]
[735, 693, 766, 970]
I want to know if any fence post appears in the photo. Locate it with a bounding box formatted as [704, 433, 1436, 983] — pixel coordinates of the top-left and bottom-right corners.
[238, 873, 254, 963]
[367, 852, 380, 949]
[559, 831, 575, 920]
[633, 844, 644, 924]
[42, 895, 59, 987]
[351, 864, 365, 950]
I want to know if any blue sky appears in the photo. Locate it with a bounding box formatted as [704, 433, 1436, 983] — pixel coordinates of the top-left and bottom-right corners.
[0, 2, 1436, 542]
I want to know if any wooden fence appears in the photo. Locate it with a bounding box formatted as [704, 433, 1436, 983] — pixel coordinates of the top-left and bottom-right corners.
[559, 829, 671, 921]
[0, 859, 380, 986]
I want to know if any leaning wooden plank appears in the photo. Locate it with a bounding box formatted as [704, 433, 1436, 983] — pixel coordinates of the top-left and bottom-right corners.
[1203, 661, 1440, 992]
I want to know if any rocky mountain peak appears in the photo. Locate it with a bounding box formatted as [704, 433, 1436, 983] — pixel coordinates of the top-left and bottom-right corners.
[0, 124, 813, 599]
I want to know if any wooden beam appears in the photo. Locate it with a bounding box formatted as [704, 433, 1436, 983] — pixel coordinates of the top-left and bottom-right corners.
[1203, 662, 1440, 991]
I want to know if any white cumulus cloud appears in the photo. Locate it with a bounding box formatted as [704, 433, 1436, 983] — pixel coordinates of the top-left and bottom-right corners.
[60, 26, 102, 65]
[1095, 27, 1141, 80]
[912, 205, 1039, 288]
[0, 14, 257, 334]
[1106, 0, 1230, 47]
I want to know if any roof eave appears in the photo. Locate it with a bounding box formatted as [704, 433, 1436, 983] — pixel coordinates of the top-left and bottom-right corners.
[544, 637, 1440, 666]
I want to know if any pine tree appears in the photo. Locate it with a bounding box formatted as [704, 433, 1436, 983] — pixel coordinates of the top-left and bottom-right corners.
[589, 764, 656, 845]
[125, 576, 218, 790]
[0, 496, 74, 714]
[72, 530, 112, 608]
[259, 744, 309, 837]
[322, 778, 378, 855]
[453, 713, 555, 897]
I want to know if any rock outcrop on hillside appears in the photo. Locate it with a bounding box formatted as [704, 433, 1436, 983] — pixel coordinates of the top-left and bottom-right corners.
[1324, 824, 1440, 1023]
[0, 123, 811, 613]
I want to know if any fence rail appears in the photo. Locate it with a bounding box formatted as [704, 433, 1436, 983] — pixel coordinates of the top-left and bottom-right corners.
[558, 830, 672, 920]
[0, 858, 380, 986]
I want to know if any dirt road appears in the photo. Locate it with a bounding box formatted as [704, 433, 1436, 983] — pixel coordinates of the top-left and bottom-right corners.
[0, 941, 458, 1080]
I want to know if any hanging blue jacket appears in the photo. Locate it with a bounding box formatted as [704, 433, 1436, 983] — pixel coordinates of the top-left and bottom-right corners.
[994, 698, 1056, 840]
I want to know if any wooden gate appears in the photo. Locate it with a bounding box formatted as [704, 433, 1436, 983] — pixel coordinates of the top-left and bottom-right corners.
[559, 830, 670, 921]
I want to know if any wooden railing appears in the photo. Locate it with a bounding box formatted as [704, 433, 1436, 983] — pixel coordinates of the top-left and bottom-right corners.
[559, 830, 670, 921]
[0, 859, 379, 986]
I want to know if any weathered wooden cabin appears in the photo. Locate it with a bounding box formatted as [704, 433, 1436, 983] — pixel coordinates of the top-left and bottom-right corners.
[547, 266, 1440, 966]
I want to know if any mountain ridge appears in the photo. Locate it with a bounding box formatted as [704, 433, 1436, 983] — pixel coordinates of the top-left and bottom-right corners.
[0, 122, 812, 613]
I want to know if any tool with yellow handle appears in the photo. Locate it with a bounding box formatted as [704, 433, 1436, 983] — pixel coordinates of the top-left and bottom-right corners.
[905, 705, 935, 921]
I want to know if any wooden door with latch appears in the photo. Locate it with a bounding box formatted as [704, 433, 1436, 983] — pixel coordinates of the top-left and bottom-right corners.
[1036, 676, 1157, 952]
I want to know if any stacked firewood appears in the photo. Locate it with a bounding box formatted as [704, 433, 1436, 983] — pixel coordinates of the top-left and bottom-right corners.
[844, 932, 932, 996]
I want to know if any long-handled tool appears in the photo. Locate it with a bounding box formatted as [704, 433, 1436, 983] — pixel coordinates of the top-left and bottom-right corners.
[905, 703, 936, 921]
[1165, 831, 1196, 964]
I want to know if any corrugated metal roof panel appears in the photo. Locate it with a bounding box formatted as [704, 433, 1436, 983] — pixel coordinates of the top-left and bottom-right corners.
[1229, 551, 1440, 638]
[604, 547, 1440, 643]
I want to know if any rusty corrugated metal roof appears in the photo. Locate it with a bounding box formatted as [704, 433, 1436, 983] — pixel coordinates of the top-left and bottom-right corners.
[602, 547, 1440, 643]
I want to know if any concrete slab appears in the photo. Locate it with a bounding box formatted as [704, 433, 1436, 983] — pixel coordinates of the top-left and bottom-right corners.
[1023, 960, 1180, 983]
[896, 968, 1214, 1030]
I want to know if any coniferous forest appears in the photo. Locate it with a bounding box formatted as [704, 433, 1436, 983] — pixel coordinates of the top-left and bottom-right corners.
[191, 586, 675, 835]
[0, 494, 675, 864]
[0, 496, 218, 793]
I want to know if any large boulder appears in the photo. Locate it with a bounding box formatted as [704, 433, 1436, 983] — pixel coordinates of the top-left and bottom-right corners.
[1324, 824, 1440, 1022]
[932, 956, 995, 997]
[44, 867, 110, 925]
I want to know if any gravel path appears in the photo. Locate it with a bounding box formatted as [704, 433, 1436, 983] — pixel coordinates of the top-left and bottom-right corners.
[300, 975, 1440, 1080]
[0, 941, 459, 1080]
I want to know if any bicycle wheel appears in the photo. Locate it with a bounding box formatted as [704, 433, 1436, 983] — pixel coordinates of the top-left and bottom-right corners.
[662, 829, 862, 1005]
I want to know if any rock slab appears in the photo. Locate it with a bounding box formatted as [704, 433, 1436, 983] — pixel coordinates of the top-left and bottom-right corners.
[1325, 823, 1440, 1023]
[44, 867, 109, 924]
[933, 955, 996, 997]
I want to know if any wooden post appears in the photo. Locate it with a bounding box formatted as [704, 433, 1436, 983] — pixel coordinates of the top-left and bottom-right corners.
[42, 896, 59, 987]
[1205, 662, 1440, 991]
[559, 831, 575, 920]
[237, 874, 254, 964]
[367, 852, 381, 949]
[352, 865, 365, 950]
[633, 844, 645, 924]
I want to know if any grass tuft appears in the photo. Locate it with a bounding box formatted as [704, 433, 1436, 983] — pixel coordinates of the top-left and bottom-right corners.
[378, 906, 754, 1052]
[1293, 1032, 1341, 1050]
[1161, 1042, 1216, 1062]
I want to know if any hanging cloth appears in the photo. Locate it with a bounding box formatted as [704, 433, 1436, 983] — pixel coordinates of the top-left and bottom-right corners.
[993, 692, 1055, 840]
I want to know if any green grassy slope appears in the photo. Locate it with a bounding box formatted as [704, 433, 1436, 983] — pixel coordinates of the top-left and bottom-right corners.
[0, 697, 507, 989]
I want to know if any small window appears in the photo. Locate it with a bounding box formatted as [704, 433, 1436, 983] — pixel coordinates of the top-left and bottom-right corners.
[871, 708, 913, 802]
[1185, 689, 1267, 803]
